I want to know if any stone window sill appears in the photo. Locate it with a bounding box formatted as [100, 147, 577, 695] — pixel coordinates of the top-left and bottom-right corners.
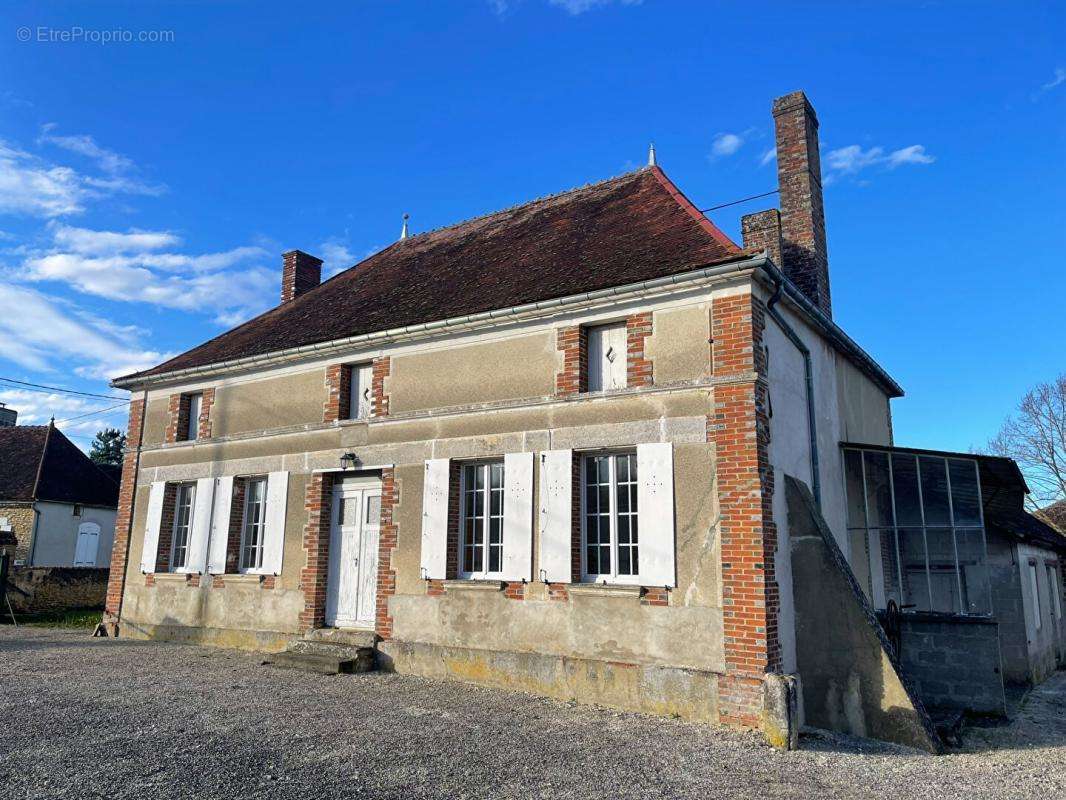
[150, 572, 196, 583]
[442, 579, 505, 592]
[567, 582, 642, 599]
[216, 573, 274, 585]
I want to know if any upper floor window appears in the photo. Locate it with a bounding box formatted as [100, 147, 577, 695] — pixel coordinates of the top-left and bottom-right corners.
[348, 363, 374, 420]
[240, 477, 268, 572]
[185, 393, 202, 441]
[843, 446, 991, 616]
[587, 323, 626, 392]
[582, 452, 638, 582]
[170, 482, 196, 571]
[461, 461, 505, 578]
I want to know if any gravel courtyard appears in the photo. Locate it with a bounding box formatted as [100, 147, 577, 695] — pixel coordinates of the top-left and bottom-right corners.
[1, 628, 1064, 799]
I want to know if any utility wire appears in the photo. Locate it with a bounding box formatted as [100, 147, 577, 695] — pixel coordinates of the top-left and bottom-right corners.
[0, 377, 129, 402]
[53, 402, 130, 425]
[700, 189, 779, 213]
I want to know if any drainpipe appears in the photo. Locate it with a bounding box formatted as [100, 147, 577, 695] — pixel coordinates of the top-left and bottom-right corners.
[766, 276, 822, 509]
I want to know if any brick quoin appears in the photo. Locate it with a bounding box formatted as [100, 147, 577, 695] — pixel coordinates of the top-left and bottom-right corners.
[372, 356, 391, 417]
[555, 325, 588, 397]
[709, 290, 780, 729]
[324, 364, 352, 423]
[197, 388, 215, 439]
[374, 467, 399, 639]
[103, 395, 147, 627]
[163, 393, 187, 444]
[626, 312, 654, 388]
[299, 472, 334, 630]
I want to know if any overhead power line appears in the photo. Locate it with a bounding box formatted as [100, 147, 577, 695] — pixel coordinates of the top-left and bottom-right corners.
[700, 189, 779, 213]
[53, 402, 131, 425]
[0, 377, 130, 402]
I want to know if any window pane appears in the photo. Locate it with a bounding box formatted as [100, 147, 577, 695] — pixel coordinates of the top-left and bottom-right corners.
[843, 449, 866, 528]
[925, 527, 959, 614]
[898, 527, 931, 611]
[365, 495, 381, 524]
[490, 486, 502, 517]
[919, 456, 951, 526]
[948, 459, 981, 526]
[891, 454, 923, 526]
[956, 528, 991, 615]
[863, 451, 893, 528]
[617, 481, 629, 514]
[490, 462, 504, 490]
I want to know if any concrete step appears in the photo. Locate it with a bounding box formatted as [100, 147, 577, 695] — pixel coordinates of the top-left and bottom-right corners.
[304, 627, 377, 649]
[267, 650, 373, 675]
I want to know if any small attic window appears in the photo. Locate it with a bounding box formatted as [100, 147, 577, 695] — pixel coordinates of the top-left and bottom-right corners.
[72, 504, 83, 517]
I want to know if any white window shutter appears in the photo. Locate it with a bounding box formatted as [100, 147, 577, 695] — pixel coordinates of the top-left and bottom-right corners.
[537, 449, 573, 583]
[352, 363, 374, 419]
[420, 458, 451, 579]
[637, 442, 675, 587]
[185, 478, 216, 573]
[139, 481, 167, 573]
[501, 452, 534, 581]
[588, 323, 627, 392]
[207, 476, 234, 574]
[261, 471, 289, 575]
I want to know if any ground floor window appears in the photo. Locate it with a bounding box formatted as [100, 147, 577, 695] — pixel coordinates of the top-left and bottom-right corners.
[240, 477, 267, 572]
[843, 447, 991, 616]
[582, 452, 638, 582]
[461, 461, 504, 577]
[170, 482, 196, 571]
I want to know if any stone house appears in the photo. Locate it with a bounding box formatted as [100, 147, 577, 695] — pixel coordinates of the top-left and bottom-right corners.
[102, 91, 1064, 750]
[0, 422, 119, 567]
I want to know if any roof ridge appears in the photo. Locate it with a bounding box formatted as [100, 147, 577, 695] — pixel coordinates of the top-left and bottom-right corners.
[399, 167, 651, 243]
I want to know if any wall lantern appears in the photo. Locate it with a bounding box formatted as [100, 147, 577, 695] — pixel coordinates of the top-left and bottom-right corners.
[339, 452, 359, 471]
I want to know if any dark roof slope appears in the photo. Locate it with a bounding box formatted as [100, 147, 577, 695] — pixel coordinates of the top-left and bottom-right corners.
[0, 425, 119, 507]
[0, 425, 49, 501]
[123, 167, 741, 381]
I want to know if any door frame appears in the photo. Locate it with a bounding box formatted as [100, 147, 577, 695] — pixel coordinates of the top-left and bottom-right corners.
[324, 474, 382, 629]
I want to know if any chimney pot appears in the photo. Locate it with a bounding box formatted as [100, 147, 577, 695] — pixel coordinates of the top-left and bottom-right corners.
[772, 91, 831, 317]
[280, 249, 323, 304]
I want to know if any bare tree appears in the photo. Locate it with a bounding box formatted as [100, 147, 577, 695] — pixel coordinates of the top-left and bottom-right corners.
[989, 373, 1066, 512]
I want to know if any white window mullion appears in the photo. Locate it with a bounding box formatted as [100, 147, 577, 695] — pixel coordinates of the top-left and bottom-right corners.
[608, 453, 618, 580]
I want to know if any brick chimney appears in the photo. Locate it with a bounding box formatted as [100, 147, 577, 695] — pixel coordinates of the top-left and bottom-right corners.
[771, 91, 831, 317]
[280, 249, 323, 304]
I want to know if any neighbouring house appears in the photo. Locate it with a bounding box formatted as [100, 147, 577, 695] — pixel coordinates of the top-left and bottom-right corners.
[0, 421, 119, 567]
[101, 91, 1065, 751]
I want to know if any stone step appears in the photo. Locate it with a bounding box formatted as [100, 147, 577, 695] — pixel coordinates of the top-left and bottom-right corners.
[267, 650, 373, 675]
[287, 640, 375, 661]
[304, 627, 377, 649]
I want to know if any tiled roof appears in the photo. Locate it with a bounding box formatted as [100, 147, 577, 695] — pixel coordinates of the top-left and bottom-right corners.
[122, 167, 741, 381]
[0, 425, 120, 507]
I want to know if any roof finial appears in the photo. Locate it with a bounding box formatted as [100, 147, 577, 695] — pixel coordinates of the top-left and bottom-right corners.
[648, 142, 657, 167]
[399, 213, 410, 241]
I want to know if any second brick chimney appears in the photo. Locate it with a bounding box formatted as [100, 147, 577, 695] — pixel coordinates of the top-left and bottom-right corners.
[771, 91, 831, 318]
[281, 249, 323, 304]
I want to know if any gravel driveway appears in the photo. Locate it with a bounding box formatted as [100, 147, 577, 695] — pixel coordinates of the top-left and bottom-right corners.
[1, 627, 1063, 799]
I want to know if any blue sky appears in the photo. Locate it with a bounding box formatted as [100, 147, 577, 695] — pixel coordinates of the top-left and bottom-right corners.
[0, 0, 1062, 453]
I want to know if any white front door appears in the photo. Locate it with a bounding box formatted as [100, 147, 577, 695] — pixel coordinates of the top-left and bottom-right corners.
[325, 478, 381, 629]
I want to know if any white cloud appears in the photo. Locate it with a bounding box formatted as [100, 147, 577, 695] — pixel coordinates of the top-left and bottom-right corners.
[1040, 67, 1065, 93]
[824, 143, 935, 178]
[546, 0, 641, 14]
[319, 239, 358, 279]
[0, 134, 165, 218]
[19, 224, 275, 325]
[710, 132, 744, 158]
[0, 283, 170, 380]
[759, 147, 776, 167]
[38, 125, 133, 174]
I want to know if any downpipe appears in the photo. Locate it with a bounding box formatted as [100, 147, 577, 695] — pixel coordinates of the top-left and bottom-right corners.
[766, 277, 822, 510]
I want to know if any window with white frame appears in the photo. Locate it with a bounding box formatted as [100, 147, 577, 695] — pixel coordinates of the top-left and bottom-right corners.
[843, 447, 991, 616]
[461, 461, 505, 577]
[186, 393, 203, 441]
[170, 483, 196, 571]
[582, 452, 639, 582]
[587, 323, 627, 392]
[239, 477, 268, 572]
[1047, 564, 1062, 622]
[348, 363, 374, 420]
[1029, 561, 1042, 629]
